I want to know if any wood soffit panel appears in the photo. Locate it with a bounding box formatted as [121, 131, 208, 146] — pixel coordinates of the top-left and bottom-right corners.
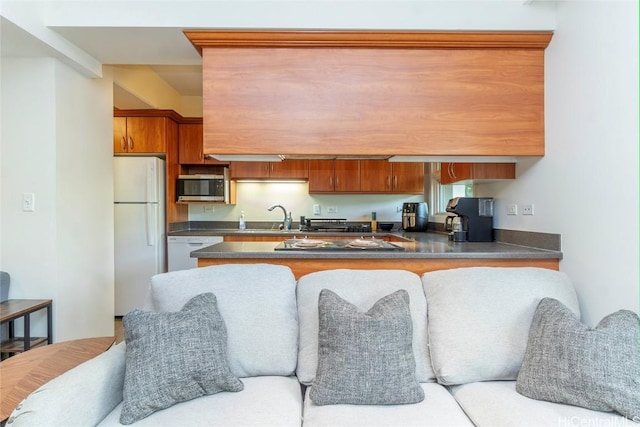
[183, 30, 554, 53]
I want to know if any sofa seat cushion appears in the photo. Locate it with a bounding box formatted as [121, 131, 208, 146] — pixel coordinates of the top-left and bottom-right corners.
[450, 381, 639, 427]
[146, 264, 298, 377]
[297, 269, 434, 384]
[303, 383, 473, 427]
[98, 376, 302, 427]
[422, 267, 579, 385]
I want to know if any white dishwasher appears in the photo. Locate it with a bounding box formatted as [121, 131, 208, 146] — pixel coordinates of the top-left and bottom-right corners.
[167, 235, 223, 272]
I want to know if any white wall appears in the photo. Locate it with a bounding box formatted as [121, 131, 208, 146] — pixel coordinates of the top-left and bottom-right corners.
[0, 58, 115, 341]
[188, 182, 424, 224]
[479, 1, 639, 326]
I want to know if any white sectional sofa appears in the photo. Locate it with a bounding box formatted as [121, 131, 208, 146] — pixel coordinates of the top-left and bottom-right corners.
[7, 264, 639, 427]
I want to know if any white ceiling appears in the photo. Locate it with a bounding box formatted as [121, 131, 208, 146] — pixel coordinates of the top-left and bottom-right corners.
[0, 1, 556, 106]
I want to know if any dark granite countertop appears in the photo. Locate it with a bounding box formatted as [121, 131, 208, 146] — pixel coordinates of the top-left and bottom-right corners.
[181, 229, 562, 260]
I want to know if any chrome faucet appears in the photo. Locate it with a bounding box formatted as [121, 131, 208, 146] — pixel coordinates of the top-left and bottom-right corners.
[268, 204, 288, 230]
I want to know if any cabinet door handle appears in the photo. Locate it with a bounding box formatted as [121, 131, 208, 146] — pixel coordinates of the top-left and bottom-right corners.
[387, 176, 391, 190]
[335, 177, 340, 190]
[329, 176, 334, 189]
[128, 136, 134, 151]
[393, 176, 398, 190]
[450, 163, 457, 179]
[199, 151, 203, 161]
[121, 136, 126, 151]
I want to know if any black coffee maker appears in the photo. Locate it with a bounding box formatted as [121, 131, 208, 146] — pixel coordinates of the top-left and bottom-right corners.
[445, 197, 494, 242]
[402, 202, 428, 231]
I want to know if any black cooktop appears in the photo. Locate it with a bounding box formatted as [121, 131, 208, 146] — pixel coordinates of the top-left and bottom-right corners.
[274, 238, 404, 252]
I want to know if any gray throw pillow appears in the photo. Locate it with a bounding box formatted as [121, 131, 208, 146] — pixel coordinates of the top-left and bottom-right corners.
[516, 298, 640, 421]
[310, 289, 425, 406]
[120, 292, 243, 425]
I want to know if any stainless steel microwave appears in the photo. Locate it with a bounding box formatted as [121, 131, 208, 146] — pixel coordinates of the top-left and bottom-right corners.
[177, 170, 229, 203]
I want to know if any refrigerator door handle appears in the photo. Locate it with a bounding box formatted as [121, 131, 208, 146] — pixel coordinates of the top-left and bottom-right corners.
[146, 204, 155, 246]
[146, 158, 156, 203]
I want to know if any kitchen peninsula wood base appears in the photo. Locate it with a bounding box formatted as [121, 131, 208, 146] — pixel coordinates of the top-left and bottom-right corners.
[198, 258, 559, 279]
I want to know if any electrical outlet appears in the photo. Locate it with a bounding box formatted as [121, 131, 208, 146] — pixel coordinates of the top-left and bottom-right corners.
[327, 206, 338, 213]
[507, 204, 518, 215]
[22, 192, 35, 212]
[203, 205, 215, 213]
[522, 204, 534, 215]
[313, 204, 321, 215]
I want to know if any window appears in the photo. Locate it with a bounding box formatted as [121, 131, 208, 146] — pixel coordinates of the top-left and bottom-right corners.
[437, 183, 473, 213]
[426, 163, 473, 217]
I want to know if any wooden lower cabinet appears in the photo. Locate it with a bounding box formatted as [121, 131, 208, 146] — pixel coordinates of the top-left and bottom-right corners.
[440, 163, 516, 184]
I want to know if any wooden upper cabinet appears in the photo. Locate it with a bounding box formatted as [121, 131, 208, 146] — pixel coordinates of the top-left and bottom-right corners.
[360, 160, 392, 192]
[187, 30, 552, 158]
[360, 161, 424, 194]
[440, 163, 516, 184]
[271, 160, 309, 179]
[230, 162, 270, 179]
[179, 122, 226, 165]
[230, 160, 308, 180]
[179, 123, 205, 163]
[308, 160, 360, 193]
[113, 117, 167, 154]
[391, 162, 425, 193]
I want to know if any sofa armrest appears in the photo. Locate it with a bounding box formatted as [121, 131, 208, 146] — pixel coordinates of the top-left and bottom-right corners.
[8, 342, 126, 426]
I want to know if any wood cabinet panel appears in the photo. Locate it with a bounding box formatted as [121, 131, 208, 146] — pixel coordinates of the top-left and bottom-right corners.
[360, 160, 391, 192]
[199, 32, 550, 157]
[179, 123, 204, 164]
[440, 163, 515, 184]
[360, 161, 424, 194]
[392, 163, 425, 193]
[334, 160, 360, 192]
[230, 162, 270, 179]
[308, 160, 360, 193]
[113, 117, 166, 154]
[198, 257, 559, 280]
[308, 160, 334, 192]
[179, 122, 227, 165]
[113, 117, 128, 153]
[270, 160, 309, 179]
[230, 160, 308, 179]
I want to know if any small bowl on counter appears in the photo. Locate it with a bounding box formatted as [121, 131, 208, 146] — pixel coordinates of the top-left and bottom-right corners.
[377, 222, 394, 231]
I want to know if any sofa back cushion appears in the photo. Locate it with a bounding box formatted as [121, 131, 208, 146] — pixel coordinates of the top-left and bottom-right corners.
[422, 267, 579, 385]
[296, 269, 435, 384]
[146, 264, 298, 378]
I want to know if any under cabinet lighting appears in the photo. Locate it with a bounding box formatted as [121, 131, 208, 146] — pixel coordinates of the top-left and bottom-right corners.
[209, 155, 284, 162]
[388, 156, 521, 163]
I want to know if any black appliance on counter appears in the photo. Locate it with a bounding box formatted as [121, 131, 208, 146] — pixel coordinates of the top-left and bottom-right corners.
[445, 197, 494, 242]
[402, 202, 428, 232]
[299, 218, 372, 233]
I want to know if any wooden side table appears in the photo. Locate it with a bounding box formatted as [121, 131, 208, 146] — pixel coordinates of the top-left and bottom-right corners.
[0, 299, 52, 359]
[0, 336, 115, 423]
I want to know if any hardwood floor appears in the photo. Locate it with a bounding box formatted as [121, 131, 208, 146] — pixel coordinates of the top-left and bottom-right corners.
[114, 317, 124, 344]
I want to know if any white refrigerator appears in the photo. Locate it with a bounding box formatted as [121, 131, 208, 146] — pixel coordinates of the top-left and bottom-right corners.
[114, 157, 166, 316]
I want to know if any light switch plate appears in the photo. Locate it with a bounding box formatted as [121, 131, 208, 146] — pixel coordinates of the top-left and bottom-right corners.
[313, 204, 321, 215]
[507, 204, 518, 215]
[22, 193, 35, 212]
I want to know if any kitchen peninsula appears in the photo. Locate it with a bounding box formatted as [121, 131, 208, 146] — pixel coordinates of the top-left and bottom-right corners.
[185, 230, 561, 278]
